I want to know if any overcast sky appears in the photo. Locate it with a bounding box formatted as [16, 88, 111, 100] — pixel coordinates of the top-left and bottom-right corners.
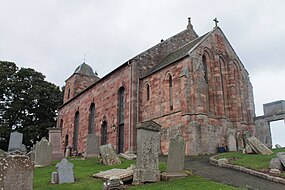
[1, 1, 284, 145]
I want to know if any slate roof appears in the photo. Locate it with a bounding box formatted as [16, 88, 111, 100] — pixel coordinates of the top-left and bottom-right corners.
[74, 62, 96, 77]
[142, 32, 210, 78]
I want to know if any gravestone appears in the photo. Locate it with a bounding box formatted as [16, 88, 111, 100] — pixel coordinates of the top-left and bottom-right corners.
[8, 132, 23, 151]
[167, 135, 185, 173]
[133, 121, 161, 184]
[236, 132, 244, 150]
[276, 152, 285, 167]
[0, 155, 33, 190]
[93, 168, 133, 182]
[275, 144, 282, 148]
[227, 134, 237, 151]
[48, 128, 64, 161]
[119, 152, 137, 160]
[21, 144, 27, 153]
[99, 144, 121, 165]
[246, 136, 273, 155]
[51, 172, 59, 184]
[56, 158, 74, 184]
[269, 158, 283, 170]
[86, 134, 100, 157]
[35, 137, 52, 166]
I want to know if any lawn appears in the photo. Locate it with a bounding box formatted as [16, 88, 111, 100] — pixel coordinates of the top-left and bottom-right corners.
[34, 157, 238, 190]
[216, 148, 285, 171]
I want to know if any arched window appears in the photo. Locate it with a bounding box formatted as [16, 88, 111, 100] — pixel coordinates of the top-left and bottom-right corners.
[67, 88, 71, 99]
[73, 111, 79, 151]
[118, 87, 125, 153]
[146, 84, 150, 101]
[88, 103, 95, 134]
[202, 55, 208, 83]
[59, 119, 63, 128]
[118, 87, 125, 124]
[169, 74, 173, 110]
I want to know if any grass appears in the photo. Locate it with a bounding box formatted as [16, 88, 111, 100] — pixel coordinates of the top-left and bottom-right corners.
[216, 148, 285, 171]
[34, 157, 238, 190]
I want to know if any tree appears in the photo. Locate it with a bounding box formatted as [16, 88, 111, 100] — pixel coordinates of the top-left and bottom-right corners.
[0, 61, 63, 150]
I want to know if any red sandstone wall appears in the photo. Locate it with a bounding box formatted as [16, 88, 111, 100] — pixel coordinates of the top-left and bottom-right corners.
[58, 65, 132, 153]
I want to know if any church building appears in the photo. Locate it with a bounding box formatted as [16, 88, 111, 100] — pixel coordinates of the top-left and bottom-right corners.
[57, 18, 255, 155]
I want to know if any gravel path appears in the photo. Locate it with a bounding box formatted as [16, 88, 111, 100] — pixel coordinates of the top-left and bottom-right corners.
[160, 155, 285, 190]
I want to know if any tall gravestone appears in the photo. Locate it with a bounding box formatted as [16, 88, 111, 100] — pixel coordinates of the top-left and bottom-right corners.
[99, 144, 121, 165]
[0, 155, 33, 190]
[86, 134, 100, 157]
[56, 158, 74, 184]
[167, 135, 185, 173]
[8, 132, 23, 152]
[133, 121, 161, 184]
[48, 128, 64, 161]
[227, 133, 237, 151]
[35, 137, 52, 166]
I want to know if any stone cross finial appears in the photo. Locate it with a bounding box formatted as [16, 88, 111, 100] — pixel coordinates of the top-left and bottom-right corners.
[187, 17, 193, 29]
[213, 18, 219, 27]
[83, 54, 87, 63]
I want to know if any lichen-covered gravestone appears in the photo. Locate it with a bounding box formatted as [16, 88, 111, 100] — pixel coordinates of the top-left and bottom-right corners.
[48, 128, 64, 161]
[167, 135, 185, 173]
[8, 132, 23, 152]
[133, 121, 161, 184]
[99, 144, 121, 165]
[86, 134, 100, 157]
[56, 158, 74, 184]
[227, 133, 237, 151]
[35, 137, 52, 166]
[0, 155, 33, 190]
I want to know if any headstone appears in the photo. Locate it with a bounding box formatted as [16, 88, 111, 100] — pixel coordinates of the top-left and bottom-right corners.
[35, 137, 52, 166]
[276, 152, 285, 167]
[245, 142, 254, 154]
[103, 176, 124, 190]
[246, 136, 273, 155]
[236, 132, 244, 150]
[93, 168, 133, 182]
[133, 121, 161, 184]
[51, 172, 59, 184]
[85, 134, 100, 157]
[21, 144, 27, 153]
[56, 158, 74, 184]
[227, 134, 237, 151]
[48, 128, 64, 161]
[0, 155, 33, 190]
[275, 144, 282, 149]
[65, 146, 72, 158]
[269, 158, 283, 170]
[119, 152, 137, 160]
[8, 132, 23, 151]
[167, 135, 185, 173]
[99, 144, 121, 165]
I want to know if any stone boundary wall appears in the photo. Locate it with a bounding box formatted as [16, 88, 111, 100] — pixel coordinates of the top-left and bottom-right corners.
[209, 155, 285, 185]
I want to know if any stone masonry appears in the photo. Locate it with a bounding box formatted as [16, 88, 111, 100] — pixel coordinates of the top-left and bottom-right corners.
[57, 18, 255, 156]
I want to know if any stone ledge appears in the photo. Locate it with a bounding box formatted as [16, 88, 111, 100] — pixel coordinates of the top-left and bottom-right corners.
[209, 155, 285, 185]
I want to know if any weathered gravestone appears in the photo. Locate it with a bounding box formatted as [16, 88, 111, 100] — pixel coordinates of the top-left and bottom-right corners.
[246, 136, 273, 155]
[275, 144, 282, 149]
[93, 168, 133, 182]
[48, 128, 64, 161]
[99, 144, 121, 165]
[35, 137, 52, 166]
[162, 135, 187, 181]
[0, 155, 33, 190]
[269, 158, 283, 170]
[227, 133, 237, 151]
[56, 158, 74, 184]
[133, 121, 161, 184]
[86, 134, 100, 157]
[277, 152, 285, 167]
[8, 132, 23, 152]
[236, 132, 244, 151]
[119, 152, 137, 160]
[167, 135, 185, 173]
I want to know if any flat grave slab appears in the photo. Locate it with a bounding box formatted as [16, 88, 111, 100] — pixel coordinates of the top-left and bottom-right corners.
[93, 168, 133, 182]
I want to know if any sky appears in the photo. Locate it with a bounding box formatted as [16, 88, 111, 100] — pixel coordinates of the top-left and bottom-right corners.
[0, 1, 284, 145]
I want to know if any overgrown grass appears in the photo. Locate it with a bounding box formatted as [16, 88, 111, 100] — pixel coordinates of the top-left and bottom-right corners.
[34, 157, 238, 190]
[217, 148, 285, 171]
